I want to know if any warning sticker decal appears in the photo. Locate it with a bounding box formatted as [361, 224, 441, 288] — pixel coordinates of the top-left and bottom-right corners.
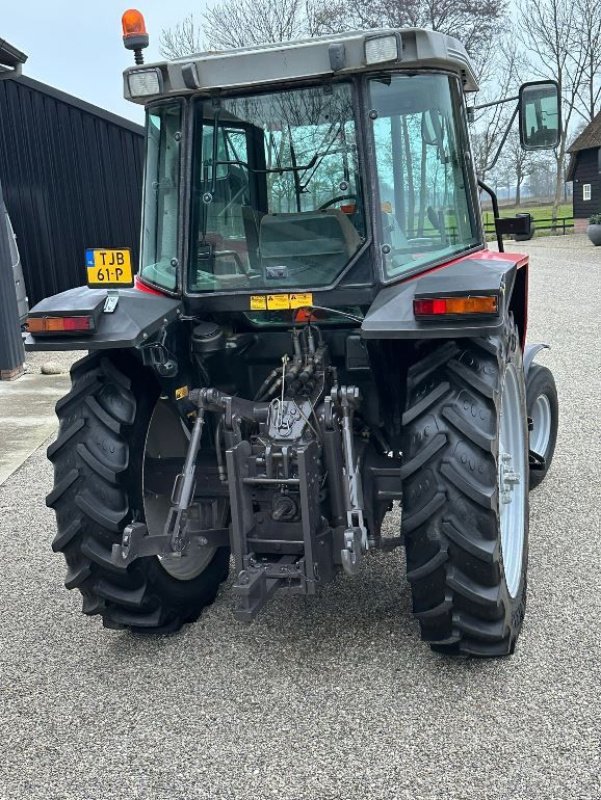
[249, 293, 313, 311]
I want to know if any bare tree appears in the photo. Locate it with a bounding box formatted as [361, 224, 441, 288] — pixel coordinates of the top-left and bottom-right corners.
[330, 0, 507, 56]
[517, 0, 586, 220]
[160, 0, 329, 55]
[304, 0, 344, 36]
[161, 0, 506, 57]
[497, 131, 530, 205]
[528, 152, 559, 200]
[569, 0, 601, 122]
[160, 15, 203, 60]
[204, 0, 308, 49]
[470, 38, 524, 181]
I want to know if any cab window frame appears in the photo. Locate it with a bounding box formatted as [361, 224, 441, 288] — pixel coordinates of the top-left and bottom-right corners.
[364, 70, 484, 286]
[138, 97, 186, 297]
[185, 78, 373, 298]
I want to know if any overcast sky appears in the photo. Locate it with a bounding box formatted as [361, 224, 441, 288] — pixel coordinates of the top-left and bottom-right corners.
[2, 1, 209, 123]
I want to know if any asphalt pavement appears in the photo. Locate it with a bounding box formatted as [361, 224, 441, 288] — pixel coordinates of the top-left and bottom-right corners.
[0, 235, 600, 800]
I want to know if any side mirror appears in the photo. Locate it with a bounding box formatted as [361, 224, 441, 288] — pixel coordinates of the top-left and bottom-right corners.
[519, 80, 561, 151]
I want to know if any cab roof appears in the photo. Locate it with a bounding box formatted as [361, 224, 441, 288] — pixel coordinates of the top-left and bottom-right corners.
[123, 27, 479, 104]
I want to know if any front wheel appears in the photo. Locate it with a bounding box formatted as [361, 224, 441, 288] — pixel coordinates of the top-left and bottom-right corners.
[400, 322, 529, 657]
[47, 351, 230, 632]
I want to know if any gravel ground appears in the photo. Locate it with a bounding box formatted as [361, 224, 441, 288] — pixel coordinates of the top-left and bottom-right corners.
[1, 235, 600, 800]
[23, 349, 78, 375]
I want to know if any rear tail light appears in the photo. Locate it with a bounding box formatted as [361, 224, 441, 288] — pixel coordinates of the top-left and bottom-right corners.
[414, 295, 498, 318]
[26, 315, 95, 334]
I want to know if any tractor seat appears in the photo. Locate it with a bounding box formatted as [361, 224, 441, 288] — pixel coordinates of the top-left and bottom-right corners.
[258, 210, 361, 278]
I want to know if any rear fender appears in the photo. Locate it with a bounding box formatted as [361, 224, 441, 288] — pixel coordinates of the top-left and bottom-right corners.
[361, 251, 529, 343]
[24, 286, 182, 352]
[524, 343, 550, 376]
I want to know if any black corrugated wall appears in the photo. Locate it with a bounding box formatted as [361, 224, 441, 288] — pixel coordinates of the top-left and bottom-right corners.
[0, 75, 144, 305]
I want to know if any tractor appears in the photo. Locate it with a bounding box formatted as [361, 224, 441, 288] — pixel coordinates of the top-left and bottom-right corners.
[25, 11, 559, 656]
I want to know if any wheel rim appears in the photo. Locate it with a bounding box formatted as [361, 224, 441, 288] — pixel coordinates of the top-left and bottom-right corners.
[530, 393, 552, 457]
[498, 364, 527, 598]
[143, 400, 217, 581]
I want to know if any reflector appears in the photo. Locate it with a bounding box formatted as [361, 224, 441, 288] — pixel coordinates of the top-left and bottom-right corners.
[294, 308, 319, 323]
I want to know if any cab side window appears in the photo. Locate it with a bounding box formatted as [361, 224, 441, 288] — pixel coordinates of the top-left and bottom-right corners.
[140, 103, 182, 290]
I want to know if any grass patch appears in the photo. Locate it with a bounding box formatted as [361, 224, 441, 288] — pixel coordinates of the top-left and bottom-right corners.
[482, 202, 575, 241]
[482, 203, 572, 226]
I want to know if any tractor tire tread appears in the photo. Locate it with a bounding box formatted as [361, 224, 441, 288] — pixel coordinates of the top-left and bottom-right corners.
[52, 517, 81, 553]
[526, 363, 558, 490]
[401, 326, 528, 657]
[48, 351, 230, 633]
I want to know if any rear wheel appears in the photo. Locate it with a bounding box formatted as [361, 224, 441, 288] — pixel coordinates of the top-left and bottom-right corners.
[400, 321, 528, 656]
[47, 351, 230, 632]
[526, 364, 558, 489]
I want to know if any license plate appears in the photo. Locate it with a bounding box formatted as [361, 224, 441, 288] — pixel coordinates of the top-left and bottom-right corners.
[86, 248, 134, 287]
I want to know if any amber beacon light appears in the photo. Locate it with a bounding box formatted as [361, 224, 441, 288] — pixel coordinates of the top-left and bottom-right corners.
[122, 9, 149, 64]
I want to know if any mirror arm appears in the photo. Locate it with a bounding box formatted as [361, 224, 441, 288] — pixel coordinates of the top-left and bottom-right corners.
[485, 103, 519, 173]
[477, 179, 504, 253]
[471, 94, 519, 113]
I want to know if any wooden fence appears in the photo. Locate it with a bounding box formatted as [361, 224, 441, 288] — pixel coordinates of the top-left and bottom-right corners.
[483, 215, 574, 237]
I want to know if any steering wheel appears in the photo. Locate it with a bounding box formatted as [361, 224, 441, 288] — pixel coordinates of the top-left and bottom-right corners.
[318, 194, 357, 211]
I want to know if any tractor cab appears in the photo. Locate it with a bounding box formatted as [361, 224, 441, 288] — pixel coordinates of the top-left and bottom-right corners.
[123, 25, 559, 320]
[140, 68, 479, 301]
[125, 29, 484, 310]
